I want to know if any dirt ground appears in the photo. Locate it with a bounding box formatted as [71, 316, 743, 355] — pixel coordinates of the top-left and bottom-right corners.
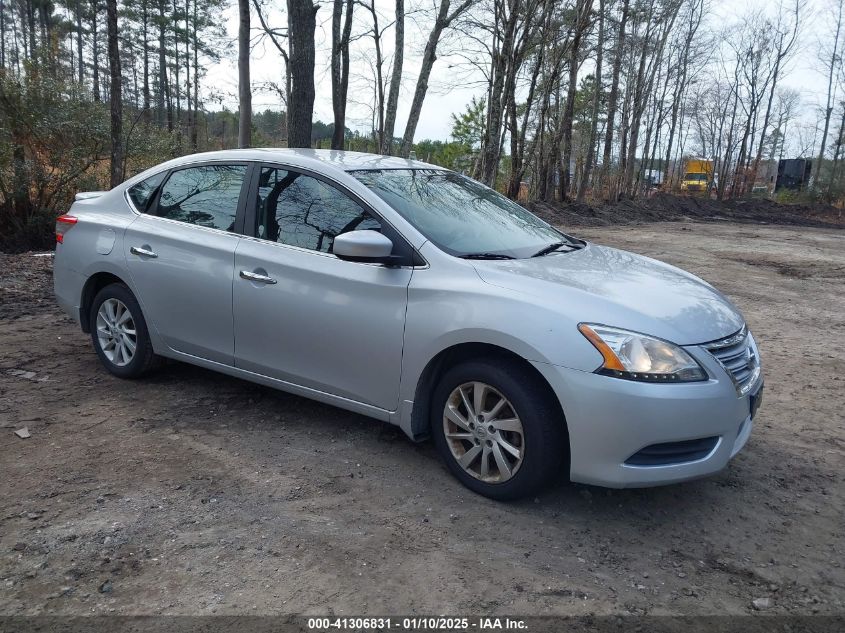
[0, 221, 843, 618]
[529, 193, 845, 230]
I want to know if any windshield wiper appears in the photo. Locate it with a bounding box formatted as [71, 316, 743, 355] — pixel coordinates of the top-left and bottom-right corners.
[531, 241, 580, 258]
[459, 252, 515, 260]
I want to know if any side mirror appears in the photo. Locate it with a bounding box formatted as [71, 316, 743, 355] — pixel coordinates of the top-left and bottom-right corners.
[333, 230, 396, 264]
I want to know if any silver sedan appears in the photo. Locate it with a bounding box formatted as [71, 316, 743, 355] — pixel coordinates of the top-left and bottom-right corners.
[53, 149, 763, 500]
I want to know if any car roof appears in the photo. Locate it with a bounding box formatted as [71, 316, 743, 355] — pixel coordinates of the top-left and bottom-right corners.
[159, 148, 444, 173]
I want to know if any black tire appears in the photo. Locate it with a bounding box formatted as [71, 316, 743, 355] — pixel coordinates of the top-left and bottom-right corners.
[89, 283, 160, 379]
[431, 357, 567, 501]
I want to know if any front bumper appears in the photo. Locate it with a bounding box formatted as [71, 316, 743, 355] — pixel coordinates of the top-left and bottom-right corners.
[532, 348, 762, 488]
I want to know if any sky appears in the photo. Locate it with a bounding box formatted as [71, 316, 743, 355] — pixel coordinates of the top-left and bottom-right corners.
[205, 0, 830, 145]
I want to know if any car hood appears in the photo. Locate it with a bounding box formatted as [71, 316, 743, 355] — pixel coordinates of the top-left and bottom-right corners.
[471, 243, 744, 346]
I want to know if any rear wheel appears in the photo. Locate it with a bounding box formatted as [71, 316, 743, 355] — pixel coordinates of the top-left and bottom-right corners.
[431, 357, 566, 500]
[90, 283, 159, 378]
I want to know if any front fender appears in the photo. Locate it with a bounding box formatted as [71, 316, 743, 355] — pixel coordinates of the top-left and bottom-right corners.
[394, 259, 604, 438]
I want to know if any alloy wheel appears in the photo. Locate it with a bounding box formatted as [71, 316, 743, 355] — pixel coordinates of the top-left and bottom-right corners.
[442, 381, 525, 483]
[96, 298, 137, 367]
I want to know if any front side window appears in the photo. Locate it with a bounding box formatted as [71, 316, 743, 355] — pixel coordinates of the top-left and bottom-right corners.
[127, 171, 166, 213]
[350, 169, 576, 259]
[156, 165, 247, 231]
[256, 167, 380, 253]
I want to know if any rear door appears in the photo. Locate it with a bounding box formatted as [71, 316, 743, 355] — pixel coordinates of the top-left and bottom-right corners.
[124, 162, 251, 365]
[232, 165, 415, 410]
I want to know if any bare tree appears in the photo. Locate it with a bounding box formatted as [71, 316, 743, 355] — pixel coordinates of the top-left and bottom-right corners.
[238, 0, 252, 148]
[478, 0, 544, 186]
[506, 0, 553, 199]
[380, 0, 404, 154]
[662, 0, 706, 188]
[253, 0, 292, 143]
[751, 0, 801, 183]
[106, 0, 122, 186]
[287, 0, 318, 147]
[560, 0, 594, 200]
[360, 0, 387, 149]
[813, 0, 844, 189]
[331, 0, 354, 149]
[399, 0, 475, 157]
[598, 0, 629, 198]
[577, 0, 606, 202]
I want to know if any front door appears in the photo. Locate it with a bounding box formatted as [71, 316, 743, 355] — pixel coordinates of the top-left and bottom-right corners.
[124, 163, 249, 365]
[233, 166, 412, 410]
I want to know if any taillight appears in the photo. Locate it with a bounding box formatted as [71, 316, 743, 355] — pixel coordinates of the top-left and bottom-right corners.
[56, 215, 78, 243]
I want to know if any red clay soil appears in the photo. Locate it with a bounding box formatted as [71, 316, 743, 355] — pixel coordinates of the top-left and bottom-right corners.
[528, 194, 845, 229]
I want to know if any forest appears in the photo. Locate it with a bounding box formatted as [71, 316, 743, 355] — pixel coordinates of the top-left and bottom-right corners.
[0, 0, 841, 251]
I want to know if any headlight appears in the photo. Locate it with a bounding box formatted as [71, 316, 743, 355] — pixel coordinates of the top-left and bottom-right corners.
[578, 323, 707, 383]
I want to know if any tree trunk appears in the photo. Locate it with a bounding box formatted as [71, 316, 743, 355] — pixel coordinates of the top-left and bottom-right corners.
[142, 0, 150, 120]
[663, 14, 696, 189]
[237, 0, 251, 148]
[506, 2, 547, 200]
[76, 1, 84, 84]
[828, 104, 845, 196]
[560, 0, 593, 201]
[1, 0, 5, 69]
[172, 0, 181, 129]
[191, 0, 199, 149]
[480, 0, 520, 187]
[577, 0, 604, 202]
[753, 5, 799, 187]
[184, 0, 191, 146]
[599, 0, 629, 198]
[287, 0, 318, 148]
[399, 4, 447, 158]
[624, 1, 676, 197]
[26, 0, 35, 60]
[91, 0, 101, 101]
[330, 0, 354, 149]
[381, 0, 404, 154]
[106, 0, 122, 188]
[718, 84, 740, 200]
[814, 0, 843, 189]
[158, 0, 171, 130]
[400, 0, 472, 157]
[365, 1, 386, 149]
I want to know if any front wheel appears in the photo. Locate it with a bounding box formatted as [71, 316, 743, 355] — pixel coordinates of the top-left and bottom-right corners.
[89, 283, 160, 378]
[431, 358, 566, 500]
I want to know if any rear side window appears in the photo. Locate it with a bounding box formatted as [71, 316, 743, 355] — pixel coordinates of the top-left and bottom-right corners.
[256, 167, 380, 252]
[156, 165, 247, 231]
[127, 171, 166, 213]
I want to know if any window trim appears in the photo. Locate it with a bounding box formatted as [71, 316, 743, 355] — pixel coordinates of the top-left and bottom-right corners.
[125, 160, 255, 237]
[244, 162, 426, 268]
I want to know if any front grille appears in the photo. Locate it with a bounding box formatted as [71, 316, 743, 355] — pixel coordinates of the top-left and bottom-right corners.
[704, 327, 760, 395]
[625, 437, 719, 466]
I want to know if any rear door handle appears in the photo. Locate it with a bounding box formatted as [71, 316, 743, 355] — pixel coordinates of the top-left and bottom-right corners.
[130, 246, 158, 258]
[240, 270, 277, 284]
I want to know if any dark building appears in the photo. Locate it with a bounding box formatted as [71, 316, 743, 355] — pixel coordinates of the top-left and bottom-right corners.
[775, 158, 812, 191]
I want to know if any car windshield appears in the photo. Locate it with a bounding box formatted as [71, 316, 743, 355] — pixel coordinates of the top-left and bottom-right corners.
[684, 173, 708, 182]
[350, 169, 579, 259]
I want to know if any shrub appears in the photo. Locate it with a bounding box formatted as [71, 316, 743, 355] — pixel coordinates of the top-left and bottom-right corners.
[0, 69, 111, 252]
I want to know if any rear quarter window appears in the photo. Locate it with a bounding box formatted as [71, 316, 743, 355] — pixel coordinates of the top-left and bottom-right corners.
[127, 171, 166, 213]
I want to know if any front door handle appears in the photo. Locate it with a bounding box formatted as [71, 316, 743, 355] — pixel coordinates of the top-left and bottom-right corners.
[130, 246, 158, 258]
[240, 270, 277, 284]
